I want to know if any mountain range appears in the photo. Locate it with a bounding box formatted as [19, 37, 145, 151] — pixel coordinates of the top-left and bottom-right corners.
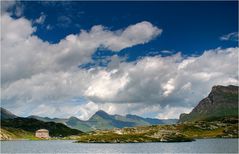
[1, 84, 238, 141]
[179, 85, 238, 123]
[28, 110, 178, 132]
[1, 85, 238, 133]
[1, 107, 177, 132]
[76, 85, 238, 143]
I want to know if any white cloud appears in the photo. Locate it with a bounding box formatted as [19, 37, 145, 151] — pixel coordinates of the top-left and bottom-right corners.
[34, 12, 46, 24]
[84, 69, 129, 100]
[14, 3, 24, 17]
[162, 78, 175, 96]
[1, 14, 162, 86]
[157, 105, 193, 119]
[106, 21, 162, 51]
[1, 14, 35, 42]
[220, 32, 238, 41]
[178, 58, 195, 70]
[1, 13, 238, 120]
[2, 47, 238, 119]
[161, 50, 174, 54]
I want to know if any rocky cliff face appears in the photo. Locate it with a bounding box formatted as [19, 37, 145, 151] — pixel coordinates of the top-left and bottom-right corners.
[179, 85, 238, 123]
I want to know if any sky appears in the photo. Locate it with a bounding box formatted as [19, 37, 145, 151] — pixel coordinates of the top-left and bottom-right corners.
[1, 1, 238, 120]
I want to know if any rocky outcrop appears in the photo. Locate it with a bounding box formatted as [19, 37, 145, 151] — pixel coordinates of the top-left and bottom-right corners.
[179, 85, 238, 123]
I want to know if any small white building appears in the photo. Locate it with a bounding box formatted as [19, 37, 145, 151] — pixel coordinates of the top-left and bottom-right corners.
[35, 129, 50, 139]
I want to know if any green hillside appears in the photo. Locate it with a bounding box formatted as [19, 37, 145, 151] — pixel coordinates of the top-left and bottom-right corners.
[1, 117, 83, 137]
[75, 117, 238, 143]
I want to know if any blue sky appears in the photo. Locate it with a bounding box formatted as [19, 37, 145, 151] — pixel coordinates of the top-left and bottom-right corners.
[21, 1, 238, 61]
[1, 1, 238, 119]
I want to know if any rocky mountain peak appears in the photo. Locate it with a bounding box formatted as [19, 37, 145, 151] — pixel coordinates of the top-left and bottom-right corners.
[211, 85, 238, 94]
[179, 85, 238, 123]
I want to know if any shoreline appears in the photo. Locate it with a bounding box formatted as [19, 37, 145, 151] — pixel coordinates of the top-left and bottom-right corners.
[1, 136, 238, 143]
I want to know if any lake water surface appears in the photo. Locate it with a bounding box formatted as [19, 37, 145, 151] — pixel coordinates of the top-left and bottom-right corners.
[1, 139, 238, 153]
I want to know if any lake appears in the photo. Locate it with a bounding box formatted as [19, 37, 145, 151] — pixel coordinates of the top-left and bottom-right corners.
[1, 139, 238, 153]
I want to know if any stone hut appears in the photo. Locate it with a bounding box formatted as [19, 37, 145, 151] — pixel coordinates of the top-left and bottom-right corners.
[35, 129, 50, 139]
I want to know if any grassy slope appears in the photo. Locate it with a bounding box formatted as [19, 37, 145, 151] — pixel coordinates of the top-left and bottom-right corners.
[0, 127, 38, 140]
[75, 117, 238, 143]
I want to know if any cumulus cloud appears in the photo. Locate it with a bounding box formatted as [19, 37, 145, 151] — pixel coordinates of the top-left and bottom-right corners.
[220, 32, 238, 41]
[87, 48, 238, 106]
[1, 14, 161, 86]
[105, 21, 161, 51]
[2, 47, 238, 119]
[1, 13, 238, 120]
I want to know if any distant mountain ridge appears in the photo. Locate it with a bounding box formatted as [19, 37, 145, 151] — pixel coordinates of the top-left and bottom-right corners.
[29, 110, 178, 132]
[179, 85, 238, 123]
[0, 108, 83, 137]
[0, 107, 18, 120]
[28, 115, 68, 124]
